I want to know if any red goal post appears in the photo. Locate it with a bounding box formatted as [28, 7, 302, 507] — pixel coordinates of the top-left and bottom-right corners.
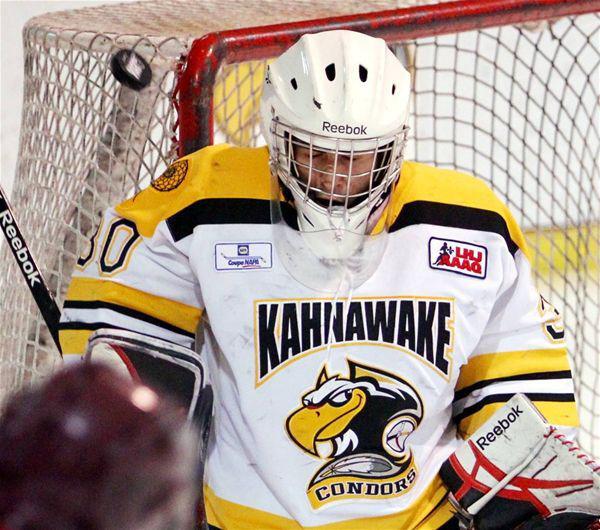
[0, 0, 598, 458]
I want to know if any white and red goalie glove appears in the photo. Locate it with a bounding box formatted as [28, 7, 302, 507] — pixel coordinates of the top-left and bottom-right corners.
[440, 394, 600, 530]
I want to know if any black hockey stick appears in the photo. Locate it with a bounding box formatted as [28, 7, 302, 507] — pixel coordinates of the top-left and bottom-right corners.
[0, 185, 62, 355]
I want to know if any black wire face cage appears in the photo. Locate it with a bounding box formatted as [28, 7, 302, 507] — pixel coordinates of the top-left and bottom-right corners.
[270, 120, 410, 213]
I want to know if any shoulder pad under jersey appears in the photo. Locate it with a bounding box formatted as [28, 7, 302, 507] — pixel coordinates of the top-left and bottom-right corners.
[116, 145, 270, 237]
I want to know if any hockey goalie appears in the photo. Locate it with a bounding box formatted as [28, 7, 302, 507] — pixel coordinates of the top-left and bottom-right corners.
[56, 29, 599, 529]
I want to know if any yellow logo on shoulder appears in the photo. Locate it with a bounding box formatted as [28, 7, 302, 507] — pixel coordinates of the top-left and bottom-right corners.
[151, 159, 188, 192]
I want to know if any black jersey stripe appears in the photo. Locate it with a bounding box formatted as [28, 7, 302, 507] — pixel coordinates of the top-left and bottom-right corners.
[390, 201, 520, 255]
[59, 321, 129, 332]
[63, 300, 195, 338]
[453, 392, 576, 423]
[453, 370, 573, 402]
[167, 198, 299, 241]
[167, 197, 521, 254]
[167, 198, 270, 241]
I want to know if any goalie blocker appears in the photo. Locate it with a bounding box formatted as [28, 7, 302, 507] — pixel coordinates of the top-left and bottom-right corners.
[440, 394, 600, 530]
[85, 329, 213, 528]
[86, 328, 212, 423]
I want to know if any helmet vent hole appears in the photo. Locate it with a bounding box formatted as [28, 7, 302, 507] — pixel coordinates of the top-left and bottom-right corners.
[392, 84, 396, 95]
[359, 65, 368, 82]
[325, 63, 336, 81]
[290, 78, 298, 90]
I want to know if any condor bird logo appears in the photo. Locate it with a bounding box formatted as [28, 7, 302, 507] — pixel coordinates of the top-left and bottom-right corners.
[285, 360, 423, 509]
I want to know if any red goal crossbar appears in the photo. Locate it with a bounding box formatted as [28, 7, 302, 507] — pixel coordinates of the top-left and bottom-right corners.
[177, 0, 600, 155]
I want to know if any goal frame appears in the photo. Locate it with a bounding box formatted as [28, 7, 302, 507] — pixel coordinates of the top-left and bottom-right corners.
[177, 0, 600, 154]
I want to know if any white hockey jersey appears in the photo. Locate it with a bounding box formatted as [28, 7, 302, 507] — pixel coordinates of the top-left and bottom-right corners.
[60, 145, 578, 530]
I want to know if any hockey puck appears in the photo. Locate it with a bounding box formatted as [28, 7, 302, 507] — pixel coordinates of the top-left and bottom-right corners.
[110, 49, 152, 91]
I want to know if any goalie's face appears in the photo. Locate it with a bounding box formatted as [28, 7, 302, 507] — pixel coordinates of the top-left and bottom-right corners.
[293, 143, 377, 207]
[260, 30, 411, 289]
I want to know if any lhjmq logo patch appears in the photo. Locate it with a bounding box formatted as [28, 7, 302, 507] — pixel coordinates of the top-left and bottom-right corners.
[286, 360, 423, 509]
[151, 159, 188, 192]
[429, 237, 487, 279]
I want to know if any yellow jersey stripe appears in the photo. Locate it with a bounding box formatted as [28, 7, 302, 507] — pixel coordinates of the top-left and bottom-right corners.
[455, 348, 571, 392]
[205, 476, 451, 530]
[66, 277, 202, 334]
[59, 328, 94, 356]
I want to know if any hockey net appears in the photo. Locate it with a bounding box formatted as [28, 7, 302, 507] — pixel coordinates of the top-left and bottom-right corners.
[0, 0, 598, 455]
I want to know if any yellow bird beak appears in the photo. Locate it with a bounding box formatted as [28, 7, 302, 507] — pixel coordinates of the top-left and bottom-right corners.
[286, 389, 366, 456]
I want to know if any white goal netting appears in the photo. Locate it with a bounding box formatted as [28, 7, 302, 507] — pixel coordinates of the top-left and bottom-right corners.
[0, 0, 598, 455]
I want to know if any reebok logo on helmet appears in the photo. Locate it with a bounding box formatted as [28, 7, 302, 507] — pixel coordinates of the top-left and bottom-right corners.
[322, 121, 367, 135]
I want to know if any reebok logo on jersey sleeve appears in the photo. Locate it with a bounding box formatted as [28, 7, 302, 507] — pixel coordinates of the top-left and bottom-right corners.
[429, 237, 487, 279]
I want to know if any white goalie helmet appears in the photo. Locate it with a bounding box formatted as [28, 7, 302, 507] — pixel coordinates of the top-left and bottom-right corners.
[261, 29, 411, 272]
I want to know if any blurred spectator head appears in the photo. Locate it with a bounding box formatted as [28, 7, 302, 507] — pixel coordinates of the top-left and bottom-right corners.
[0, 362, 199, 530]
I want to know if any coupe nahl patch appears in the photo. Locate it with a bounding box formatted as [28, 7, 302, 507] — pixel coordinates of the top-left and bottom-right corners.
[151, 159, 188, 192]
[429, 237, 487, 279]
